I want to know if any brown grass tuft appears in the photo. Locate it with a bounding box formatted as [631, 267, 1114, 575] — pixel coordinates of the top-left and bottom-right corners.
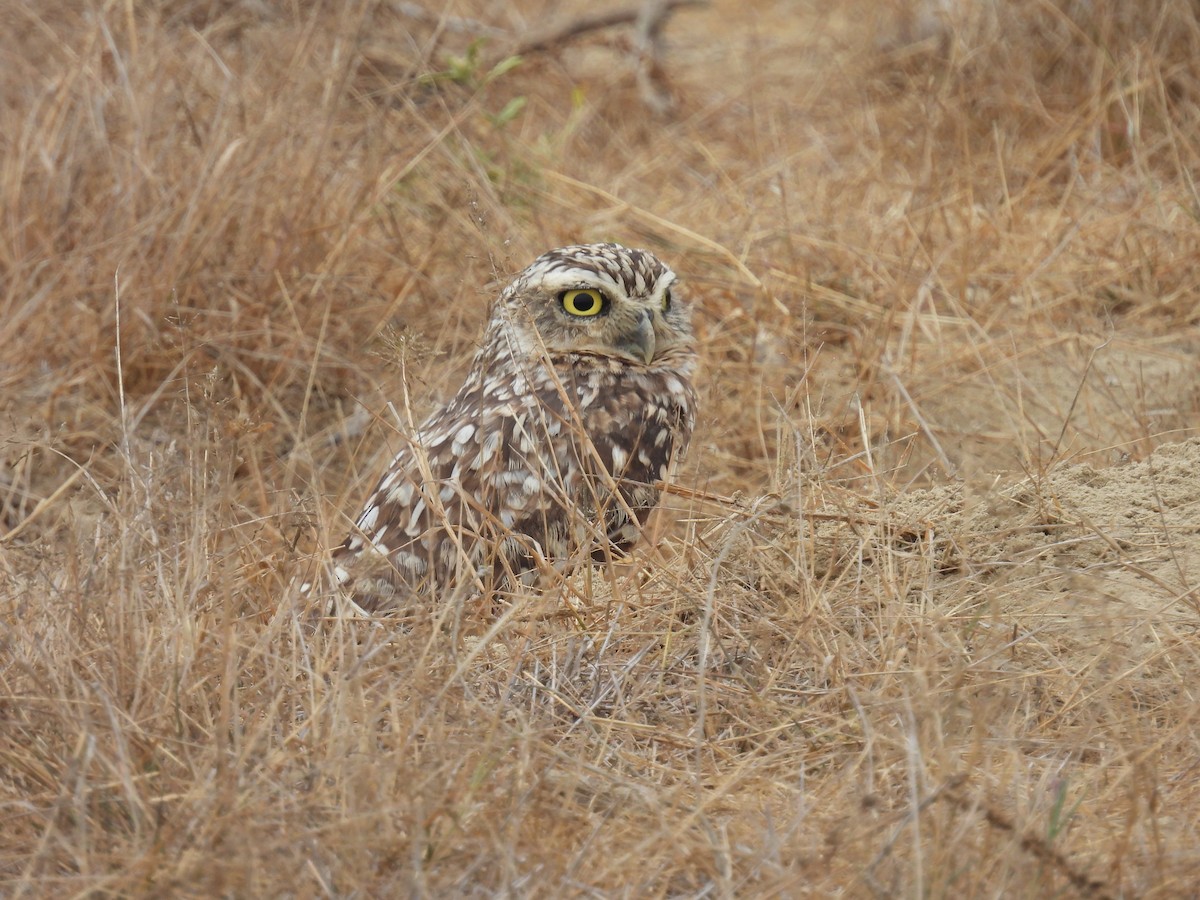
[4, 0, 1200, 894]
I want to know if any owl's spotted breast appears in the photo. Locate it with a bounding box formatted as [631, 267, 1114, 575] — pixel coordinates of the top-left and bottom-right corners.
[542, 350, 696, 558]
[326, 243, 698, 612]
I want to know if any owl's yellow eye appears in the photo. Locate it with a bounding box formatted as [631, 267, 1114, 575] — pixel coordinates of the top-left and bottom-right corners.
[662, 288, 673, 313]
[560, 288, 605, 317]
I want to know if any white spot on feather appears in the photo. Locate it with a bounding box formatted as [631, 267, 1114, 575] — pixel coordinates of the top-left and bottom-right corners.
[452, 423, 476, 454]
[474, 430, 501, 469]
[406, 498, 427, 534]
[395, 550, 426, 575]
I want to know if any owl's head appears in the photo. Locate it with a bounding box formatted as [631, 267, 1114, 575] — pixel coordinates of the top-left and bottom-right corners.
[490, 243, 694, 367]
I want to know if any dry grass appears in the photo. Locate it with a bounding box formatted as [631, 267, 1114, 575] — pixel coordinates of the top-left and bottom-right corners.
[3, 0, 1200, 895]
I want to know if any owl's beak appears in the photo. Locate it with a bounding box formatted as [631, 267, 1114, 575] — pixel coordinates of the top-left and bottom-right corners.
[618, 312, 656, 365]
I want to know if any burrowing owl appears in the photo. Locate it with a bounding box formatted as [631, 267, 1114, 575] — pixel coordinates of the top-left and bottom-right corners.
[329, 243, 697, 611]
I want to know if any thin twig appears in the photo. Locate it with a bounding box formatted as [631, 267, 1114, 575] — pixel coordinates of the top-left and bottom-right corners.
[943, 781, 1116, 900]
[388, 1, 504, 38]
[510, 0, 706, 58]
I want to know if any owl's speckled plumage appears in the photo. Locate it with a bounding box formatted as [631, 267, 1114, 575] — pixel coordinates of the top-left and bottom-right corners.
[330, 243, 697, 611]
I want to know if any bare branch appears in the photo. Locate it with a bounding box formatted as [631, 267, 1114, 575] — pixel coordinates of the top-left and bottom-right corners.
[510, 0, 705, 58]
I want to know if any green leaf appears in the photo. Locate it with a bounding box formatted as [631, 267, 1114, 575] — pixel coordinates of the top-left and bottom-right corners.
[489, 96, 527, 127]
[485, 54, 523, 84]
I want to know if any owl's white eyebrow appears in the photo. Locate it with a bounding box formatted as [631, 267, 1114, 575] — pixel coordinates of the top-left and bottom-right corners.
[544, 275, 621, 294]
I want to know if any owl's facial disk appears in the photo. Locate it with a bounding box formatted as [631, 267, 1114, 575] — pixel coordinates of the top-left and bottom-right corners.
[493, 243, 692, 367]
[524, 274, 683, 366]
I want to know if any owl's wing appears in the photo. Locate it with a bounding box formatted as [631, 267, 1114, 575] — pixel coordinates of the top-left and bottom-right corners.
[329, 379, 585, 607]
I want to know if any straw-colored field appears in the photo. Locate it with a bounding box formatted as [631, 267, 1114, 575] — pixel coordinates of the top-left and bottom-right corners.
[4, 1, 1199, 895]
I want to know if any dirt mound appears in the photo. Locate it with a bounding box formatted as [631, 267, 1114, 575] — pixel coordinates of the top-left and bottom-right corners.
[879, 438, 1200, 616]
